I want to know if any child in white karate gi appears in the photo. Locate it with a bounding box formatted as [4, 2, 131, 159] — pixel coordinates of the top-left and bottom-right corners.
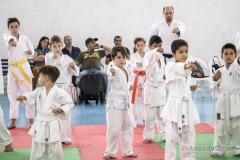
[103, 46, 137, 159]
[0, 60, 13, 152]
[161, 39, 200, 160]
[131, 37, 146, 124]
[45, 35, 79, 144]
[143, 35, 166, 143]
[210, 43, 240, 157]
[17, 65, 74, 160]
[3, 17, 35, 129]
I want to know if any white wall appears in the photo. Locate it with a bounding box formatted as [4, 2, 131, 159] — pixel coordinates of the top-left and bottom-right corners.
[1, 0, 240, 62]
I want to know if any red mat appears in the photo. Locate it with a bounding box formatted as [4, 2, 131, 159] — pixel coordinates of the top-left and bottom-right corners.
[8, 126, 77, 148]
[72, 125, 165, 160]
[195, 123, 214, 133]
[6, 123, 214, 159]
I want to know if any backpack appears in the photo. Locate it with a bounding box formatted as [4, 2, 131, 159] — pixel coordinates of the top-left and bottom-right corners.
[191, 61, 205, 78]
[211, 56, 223, 74]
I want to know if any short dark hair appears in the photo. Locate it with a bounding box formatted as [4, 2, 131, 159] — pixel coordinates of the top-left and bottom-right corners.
[37, 36, 49, 50]
[85, 38, 98, 47]
[38, 65, 60, 83]
[163, 6, 174, 13]
[7, 17, 20, 28]
[50, 35, 63, 46]
[171, 39, 188, 53]
[221, 43, 236, 55]
[114, 36, 122, 41]
[112, 46, 127, 59]
[149, 35, 162, 46]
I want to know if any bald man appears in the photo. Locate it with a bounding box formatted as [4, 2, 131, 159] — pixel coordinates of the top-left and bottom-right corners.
[149, 6, 185, 63]
[62, 35, 81, 61]
[62, 35, 81, 86]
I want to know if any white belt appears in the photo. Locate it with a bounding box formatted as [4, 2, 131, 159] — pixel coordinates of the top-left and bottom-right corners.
[217, 90, 240, 135]
[169, 94, 194, 137]
[145, 81, 164, 88]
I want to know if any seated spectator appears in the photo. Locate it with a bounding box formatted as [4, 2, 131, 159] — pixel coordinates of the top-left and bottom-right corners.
[62, 35, 81, 61]
[32, 36, 50, 89]
[62, 35, 81, 86]
[105, 35, 131, 65]
[75, 38, 112, 102]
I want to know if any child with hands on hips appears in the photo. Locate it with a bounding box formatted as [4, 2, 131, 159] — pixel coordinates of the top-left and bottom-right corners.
[17, 65, 74, 160]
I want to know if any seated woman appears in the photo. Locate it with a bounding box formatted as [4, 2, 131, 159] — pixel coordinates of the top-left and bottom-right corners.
[32, 36, 50, 89]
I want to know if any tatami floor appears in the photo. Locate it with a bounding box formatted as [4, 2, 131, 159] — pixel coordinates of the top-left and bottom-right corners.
[2, 81, 236, 160]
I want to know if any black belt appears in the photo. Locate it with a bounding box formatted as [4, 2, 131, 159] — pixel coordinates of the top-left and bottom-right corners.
[163, 53, 173, 58]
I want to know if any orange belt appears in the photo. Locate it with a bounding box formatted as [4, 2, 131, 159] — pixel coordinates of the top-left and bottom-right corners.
[131, 70, 146, 104]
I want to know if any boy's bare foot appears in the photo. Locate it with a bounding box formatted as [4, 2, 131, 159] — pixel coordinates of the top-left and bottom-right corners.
[7, 119, 16, 130]
[4, 143, 13, 152]
[103, 155, 116, 159]
[210, 153, 222, 157]
[235, 153, 240, 157]
[143, 139, 152, 144]
[29, 119, 34, 127]
[62, 141, 71, 145]
[127, 153, 138, 158]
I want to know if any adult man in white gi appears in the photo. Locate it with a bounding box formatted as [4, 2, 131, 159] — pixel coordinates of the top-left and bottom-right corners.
[149, 6, 185, 63]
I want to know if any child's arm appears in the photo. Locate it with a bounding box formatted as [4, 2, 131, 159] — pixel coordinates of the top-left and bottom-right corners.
[209, 69, 221, 93]
[131, 54, 142, 67]
[45, 52, 53, 65]
[108, 67, 118, 81]
[212, 70, 221, 81]
[145, 49, 163, 78]
[189, 77, 197, 91]
[16, 90, 37, 106]
[16, 95, 27, 102]
[3, 33, 17, 48]
[68, 61, 79, 76]
[57, 92, 74, 115]
[109, 68, 116, 75]
[52, 108, 63, 114]
[166, 62, 195, 82]
[25, 36, 34, 56]
[45, 52, 61, 67]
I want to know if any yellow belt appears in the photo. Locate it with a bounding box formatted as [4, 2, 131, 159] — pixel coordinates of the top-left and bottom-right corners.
[8, 59, 32, 84]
